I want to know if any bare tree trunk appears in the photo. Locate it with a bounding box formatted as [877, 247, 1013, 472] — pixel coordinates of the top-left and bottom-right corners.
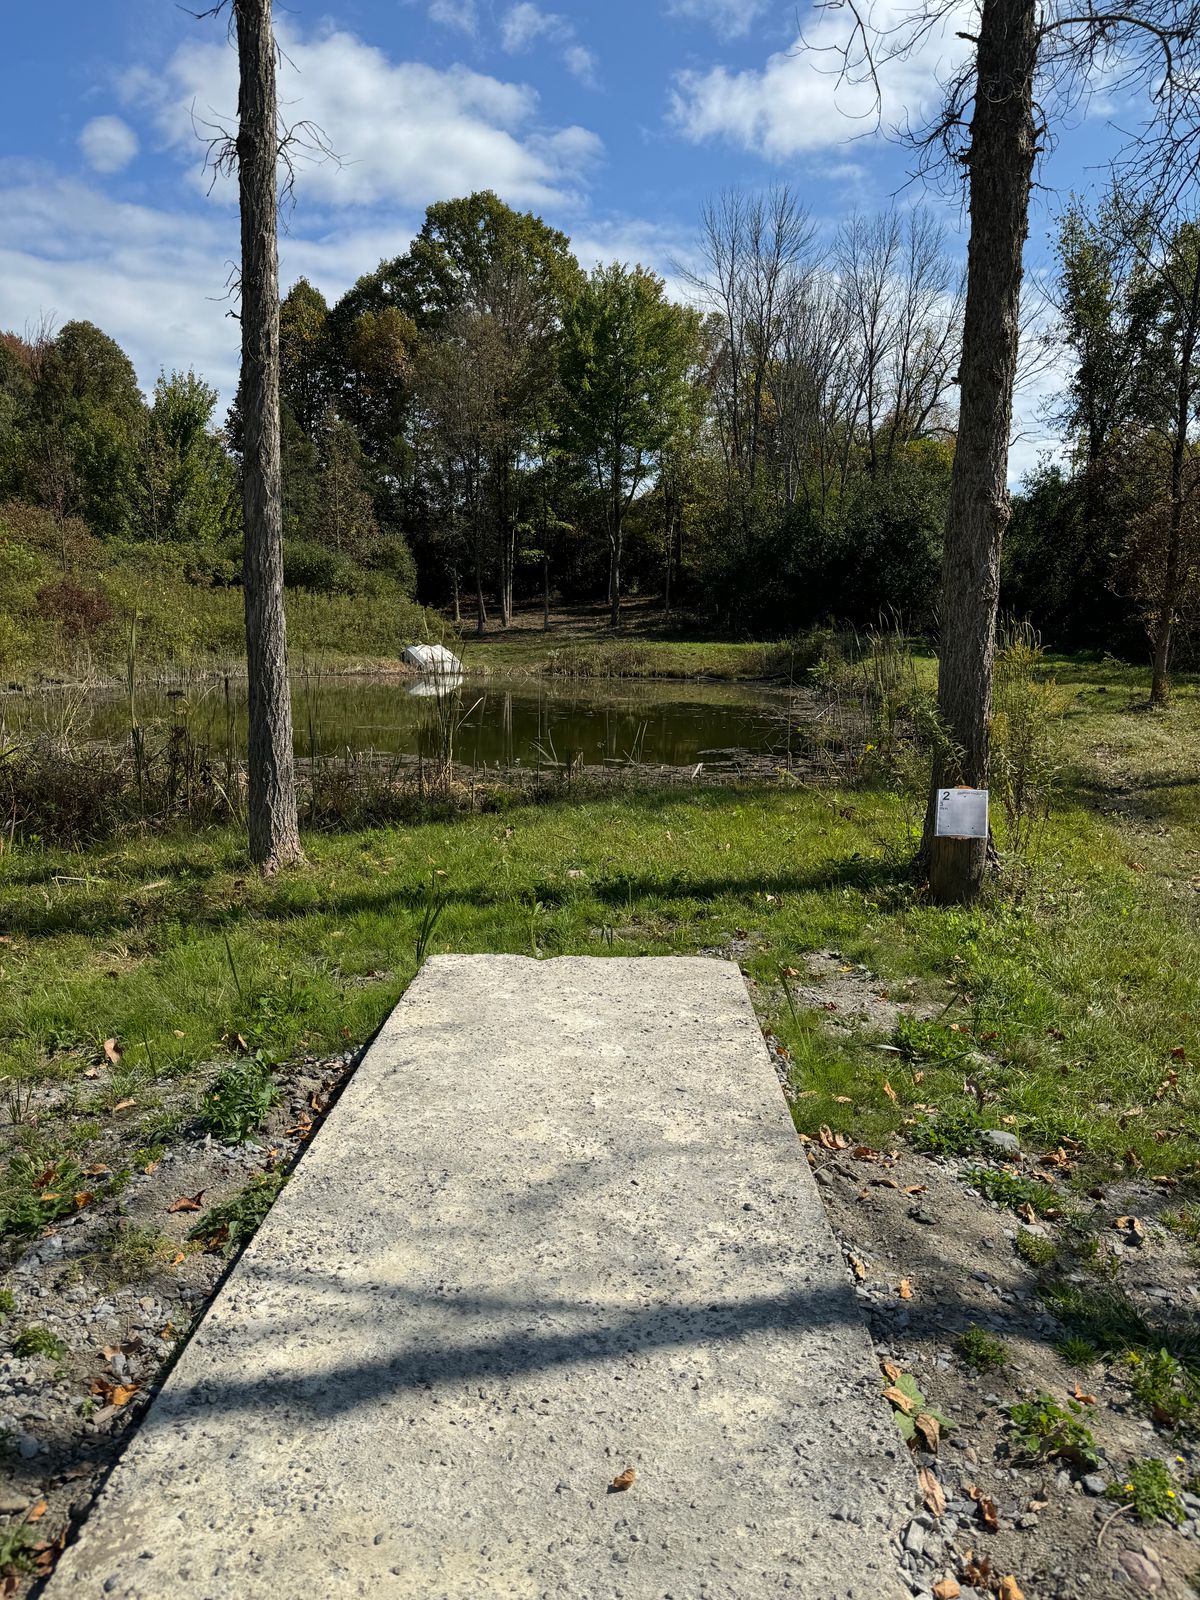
[235, 0, 302, 872]
[923, 0, 1037, 904]
[542, 554, 550, 630]
[1150, 255, 1200, 705]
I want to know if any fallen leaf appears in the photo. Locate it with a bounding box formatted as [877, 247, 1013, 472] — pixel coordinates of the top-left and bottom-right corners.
[898, 1278, 913, 1299]
[171, 1251, 186, 1266]
[998, 1579, 1026, 1600]
[904, 1184, 927, 1196]
[913, 1069, 925, 1084]
[932, 1581, 960, 1600]
[102, 1038, 121, 1065]
[870, 1176, 900, 1189]
[848, 1254, 868, 1281]
[25, 1502, 46, 1524]
[918, 1466, 946, 1517]
[1016, 1202, 1037, 1225]
[881, 1360, 902, 1383]
[1072, 1382, 1096, 1405]
[89, 1377, 139, 1408]
[966, 1484, 999, 1532]
[961, 1551, 992, 1587]
[1172, 1046, 1187, 1060]
[609, 1467, 636, 1492]
[913, 1412, 941, 1453]
[110, 1098, 136, 1114]
[852, 1145, 883, 1162]
[833, 1095, 853, 1104]
[1112, 1214, 1147, 1242]
[73, 1191, 93, 1210]
[167, 1192, 204, 1214]
[883, 1385, 915, 1415]
[883, 1080, 898, 1104]
[818, 1124, 850, 1151]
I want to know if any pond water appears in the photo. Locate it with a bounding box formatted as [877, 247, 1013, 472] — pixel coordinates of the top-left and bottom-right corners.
[15, 674, 793, 769]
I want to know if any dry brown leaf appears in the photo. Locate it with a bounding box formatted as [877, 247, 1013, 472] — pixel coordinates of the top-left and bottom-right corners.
[167, 1192, 204, 1214]
[966, 1484, 999, 1532]
[918, 1466, 946, 1517]
[932, 1581, 960, 1600]
[913, 1412, 941, 1453]
[102, 1038, 121, 1065]
[1016, 1202, 1037, 1225]
[881, 1360, 902, 1383]
[25, 1501, 47, 1524]
[871, 1176, 900, 1189]
[609, 1467, 636, 1492]
[1113, 1214, 1147, 1242]
[998, 1578, 1026, 1600]
[904, 1184, 927, 1196]
[848, 1254, 868, 1281]
[1072, 1382, 1096, 1405]
[882, 1385, 915, 1415]
[110, 1098, 136, 1114]
[73, 1191, 94, 1210]
[883, 1079, 898, 1103]
[833, 1095, 853, 1104]
[90, 1377, 140, 1408]
[913, 1069, 925, 1083]
[898, 1278, 913, 1299]
[1171, 1045, 1187, 1060]
[818, 1124, 850, 1151]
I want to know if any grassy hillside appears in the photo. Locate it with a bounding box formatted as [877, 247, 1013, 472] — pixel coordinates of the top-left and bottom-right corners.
[0, 501, 433, 682]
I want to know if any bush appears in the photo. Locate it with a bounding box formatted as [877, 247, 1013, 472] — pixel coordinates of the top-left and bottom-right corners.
[34, 576, 113, 639]
[283, 538, 360, 595]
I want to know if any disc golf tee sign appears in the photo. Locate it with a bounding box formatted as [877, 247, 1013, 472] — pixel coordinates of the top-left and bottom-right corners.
[934, 786, 988, 840]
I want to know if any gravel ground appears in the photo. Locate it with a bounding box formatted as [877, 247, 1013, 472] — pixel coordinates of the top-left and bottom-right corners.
[0, 1048, 360, 1596]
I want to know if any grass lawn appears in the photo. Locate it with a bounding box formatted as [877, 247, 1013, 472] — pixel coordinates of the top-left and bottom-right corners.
[4, 646, 1200, 1188]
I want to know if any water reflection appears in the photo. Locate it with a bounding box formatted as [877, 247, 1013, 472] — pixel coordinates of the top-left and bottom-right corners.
[15, 674, 788, 770]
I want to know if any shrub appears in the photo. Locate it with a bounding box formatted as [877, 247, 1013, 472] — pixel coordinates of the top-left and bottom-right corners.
[34, 576, 113, 639]
[283, 538, 360, 595]
[956, 1325, 1009, 1371]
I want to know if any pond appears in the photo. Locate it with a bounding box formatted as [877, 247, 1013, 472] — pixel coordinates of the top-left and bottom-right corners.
[10, 674, 795, 770]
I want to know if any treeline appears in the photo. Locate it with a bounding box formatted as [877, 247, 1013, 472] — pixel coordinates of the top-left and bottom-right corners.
[2, 183, 1196, 661]
[1007, 187, 1200, 695]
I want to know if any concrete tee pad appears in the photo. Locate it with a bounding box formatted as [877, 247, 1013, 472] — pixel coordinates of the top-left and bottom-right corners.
[47, 955, 910, 1599]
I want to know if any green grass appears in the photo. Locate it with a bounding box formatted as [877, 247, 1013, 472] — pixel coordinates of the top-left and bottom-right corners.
[956, 1325, 1010, 1371]
[188, 1172, 287, 1256]
[11, 1325, 66, 1360]
[4, 658, 1200, 1189]
[1015, 1229, 1059, 1267]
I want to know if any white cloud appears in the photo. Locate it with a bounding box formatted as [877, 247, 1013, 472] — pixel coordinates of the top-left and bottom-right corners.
[563, 45, 599, 89]
[666, 0, 767, 41]
[428, 0, 478, 35]
[0, 165, 427, 409]
[123, 21, 603, 211]
[500, 3, 568, 52]
[78, 115, 139, 175]
[670, 3, 969, 159]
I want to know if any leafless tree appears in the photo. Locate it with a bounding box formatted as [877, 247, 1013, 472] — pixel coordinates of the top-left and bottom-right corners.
[806, 0, 1200, 901]
[198, 0, 341, 869]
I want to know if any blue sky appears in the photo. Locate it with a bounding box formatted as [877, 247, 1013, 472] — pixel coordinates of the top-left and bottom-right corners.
[3, 0, 1127, 475]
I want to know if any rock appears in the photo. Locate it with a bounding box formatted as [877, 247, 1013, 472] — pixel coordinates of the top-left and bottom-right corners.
[1082, 1473, 1108, 1496]
[1116, 1548, 1162, 1592]
[0, 1491, 30, 1514]
[903, 1519, 926, 1556]
[16, 1433, 39, 1460]
[403, 643, 462, 675]
[981, 1129, 1021, 1155]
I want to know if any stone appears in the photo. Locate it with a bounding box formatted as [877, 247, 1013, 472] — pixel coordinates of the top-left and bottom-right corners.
[1116, 1549, 1162, 1592]
[403, 642, 462, 675]
[1083, 1473, 1108, 1495]
[981, 1130, 1020, 1156]
[44, 956, 910, 1600]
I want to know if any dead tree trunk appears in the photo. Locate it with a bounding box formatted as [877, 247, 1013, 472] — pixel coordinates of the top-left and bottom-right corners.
[234, 0, 302, 871]
[923, 0, 1038, 903]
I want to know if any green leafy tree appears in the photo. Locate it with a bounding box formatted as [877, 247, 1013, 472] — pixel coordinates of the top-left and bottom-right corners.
[559, 263, 702, 627]
[140, 370, 237, 543]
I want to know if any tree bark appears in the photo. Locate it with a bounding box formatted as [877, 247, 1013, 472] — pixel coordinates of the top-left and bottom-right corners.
[1150, 249, 1200, 705]
[235, 0, 303, 872]
[923, 0, 1038, 904]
